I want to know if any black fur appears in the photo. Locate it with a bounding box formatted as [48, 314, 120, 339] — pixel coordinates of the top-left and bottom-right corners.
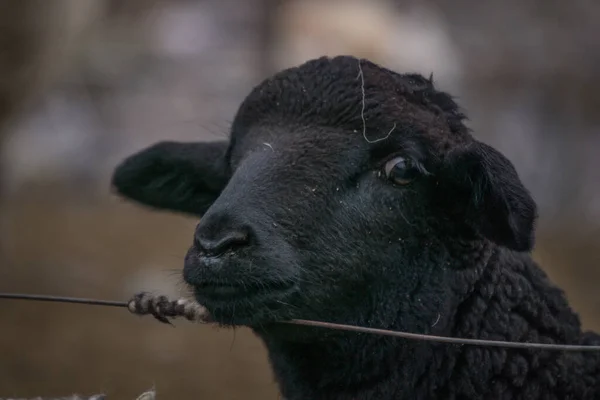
[111, 56, 600, 399]
[112, 140, 229, 215]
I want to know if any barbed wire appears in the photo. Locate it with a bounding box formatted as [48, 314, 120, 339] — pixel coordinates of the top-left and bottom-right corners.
[2, 291, 600, 352]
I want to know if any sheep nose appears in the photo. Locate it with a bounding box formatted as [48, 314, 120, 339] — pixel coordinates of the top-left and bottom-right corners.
[194, 224, 251, 257]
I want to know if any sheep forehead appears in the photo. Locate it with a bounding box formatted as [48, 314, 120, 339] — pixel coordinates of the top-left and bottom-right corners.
[228, 123, 365, 176]
[231, 55, 471, 159]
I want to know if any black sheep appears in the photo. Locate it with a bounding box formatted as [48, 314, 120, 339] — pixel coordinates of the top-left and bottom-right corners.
[111, 56, 600, 400]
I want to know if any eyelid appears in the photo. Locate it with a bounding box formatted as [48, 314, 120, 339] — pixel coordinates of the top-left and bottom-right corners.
[378, 152, 432, 177]
[384, 156, 407, 176]
[376, 152, 409, 170]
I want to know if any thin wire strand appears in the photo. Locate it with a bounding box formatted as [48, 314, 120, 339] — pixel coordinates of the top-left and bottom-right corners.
[0, 293, 126, 307]
[2, 292, 600, 352]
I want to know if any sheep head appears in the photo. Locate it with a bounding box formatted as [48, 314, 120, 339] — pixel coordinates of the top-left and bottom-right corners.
[111, 56, 537, 330]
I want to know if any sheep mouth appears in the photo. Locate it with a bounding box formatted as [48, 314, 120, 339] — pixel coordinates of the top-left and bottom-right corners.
[193, 280, 296, 302]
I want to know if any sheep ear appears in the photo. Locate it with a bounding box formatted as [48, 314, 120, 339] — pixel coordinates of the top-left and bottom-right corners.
[440, 141, 537, 252]
[111, 140, 230, 216]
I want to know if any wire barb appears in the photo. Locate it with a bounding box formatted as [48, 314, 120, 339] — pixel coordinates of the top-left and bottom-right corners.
[2, 291, 600, 352]
[127, 292, 212, 325]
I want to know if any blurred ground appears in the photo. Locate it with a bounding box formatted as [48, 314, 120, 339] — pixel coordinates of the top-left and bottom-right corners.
[1, 0, 599, 398]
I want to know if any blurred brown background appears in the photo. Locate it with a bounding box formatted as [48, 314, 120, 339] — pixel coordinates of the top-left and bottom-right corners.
[1, 0, 599, 398]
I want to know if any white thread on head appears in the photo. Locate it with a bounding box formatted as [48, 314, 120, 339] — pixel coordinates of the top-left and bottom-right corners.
[432, 313, 441, 328]
[263, 142, 274, 151]
[356, 58, 396, 144]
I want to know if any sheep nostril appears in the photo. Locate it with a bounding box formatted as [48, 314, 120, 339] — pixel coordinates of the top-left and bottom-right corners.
[194, 230, 250, 257]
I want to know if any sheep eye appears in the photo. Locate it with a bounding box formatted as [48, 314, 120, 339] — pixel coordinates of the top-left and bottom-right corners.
[383, 156, 419, 185]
